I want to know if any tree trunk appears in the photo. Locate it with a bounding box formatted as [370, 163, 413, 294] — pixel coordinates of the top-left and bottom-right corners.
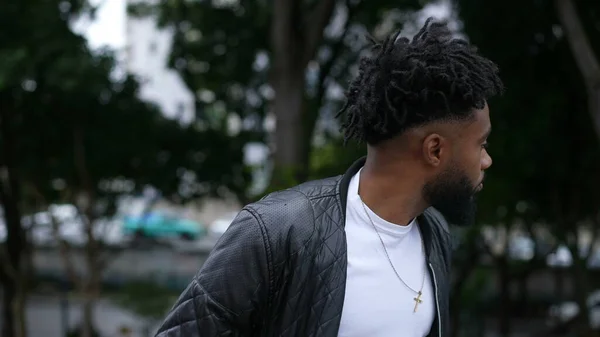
[555, 268, 564, 299]
[1, 277, 16, 337]
[13, 284, 27, 337]
[0, 278, 26, 337]
[555, 0, 600, 143]
[72, 120, 102, 337]
[79, 241, 102, 337]
[449, 234, 481, 337]
[572, 259, 597, 337]
[271, 72, 309, 186]
[0, 95, 27, 337]
[80, 291, 96, 337]
[269, 0, 336, 188]
[497, 257, 511, 337]
[517, 273, 528, 314]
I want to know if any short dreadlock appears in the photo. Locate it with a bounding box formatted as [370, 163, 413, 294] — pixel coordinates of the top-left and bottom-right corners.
[337, 17, 504, 145]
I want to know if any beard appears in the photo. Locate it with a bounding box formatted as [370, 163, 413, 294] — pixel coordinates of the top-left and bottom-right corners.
[422, 164, 480, 227]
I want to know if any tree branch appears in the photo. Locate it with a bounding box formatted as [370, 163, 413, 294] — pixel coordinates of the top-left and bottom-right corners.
[555, 0, 600, 85]
[271, 0, 302, 72]
[0, 245, 18, 282]
[72, 120, 104, 278]
[306, 0, 363, 135]
[449, 237, 481, 337]
[315, 0, 361, 98]
[50, 215, 82, 289]
[555, 0, 600, 141]
[30, 184, 83, 290]
[0, 87, 26, 291]
[585, 211, 600, 264]
[302, 0, 338, 66]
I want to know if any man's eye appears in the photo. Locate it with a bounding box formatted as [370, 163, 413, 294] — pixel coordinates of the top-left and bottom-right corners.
[482, 142, 489, 149]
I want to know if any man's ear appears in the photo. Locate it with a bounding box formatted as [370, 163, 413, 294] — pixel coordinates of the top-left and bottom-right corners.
[421, 133, 447, 167]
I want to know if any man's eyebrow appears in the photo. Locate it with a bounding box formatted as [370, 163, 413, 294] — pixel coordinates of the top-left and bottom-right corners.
[480, 126, 492, 141]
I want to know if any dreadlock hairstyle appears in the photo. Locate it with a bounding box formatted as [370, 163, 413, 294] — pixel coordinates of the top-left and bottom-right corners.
[337, 17, 504, 145]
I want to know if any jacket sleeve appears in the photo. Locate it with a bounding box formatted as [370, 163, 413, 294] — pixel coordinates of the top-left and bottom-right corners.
[155, 208, 272, 336]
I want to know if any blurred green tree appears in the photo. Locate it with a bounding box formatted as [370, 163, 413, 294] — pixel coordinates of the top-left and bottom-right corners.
[456, 0, 600, 335]
[0, 1, 251, 337]
[126, 0, 600, 335]
[130, 0, 435, 189]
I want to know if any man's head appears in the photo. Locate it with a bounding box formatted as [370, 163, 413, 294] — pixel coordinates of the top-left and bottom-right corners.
[338, 18, 503, 226]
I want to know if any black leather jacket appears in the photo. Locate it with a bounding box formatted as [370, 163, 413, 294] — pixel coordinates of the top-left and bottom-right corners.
[155, 158, 452, 337]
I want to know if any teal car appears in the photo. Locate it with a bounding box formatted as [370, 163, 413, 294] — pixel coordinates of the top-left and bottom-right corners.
[122, 211, 206, 241]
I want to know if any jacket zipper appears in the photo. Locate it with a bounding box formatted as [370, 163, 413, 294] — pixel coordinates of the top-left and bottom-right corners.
[428, 263, 442, 337]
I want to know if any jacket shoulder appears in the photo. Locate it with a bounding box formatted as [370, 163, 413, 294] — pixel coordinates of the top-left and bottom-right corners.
[249, 175, 341, 211]
[243, 176, 342, 258]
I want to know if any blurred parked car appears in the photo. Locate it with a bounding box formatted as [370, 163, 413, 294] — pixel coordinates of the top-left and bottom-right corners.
[1, 204, 124, 247]
[122, 211, 206, 241]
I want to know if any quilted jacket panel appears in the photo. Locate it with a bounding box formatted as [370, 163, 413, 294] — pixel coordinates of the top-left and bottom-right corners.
[155, 158, 452, 337]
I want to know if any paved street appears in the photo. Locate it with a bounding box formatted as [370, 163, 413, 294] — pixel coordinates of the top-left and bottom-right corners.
[2, 240, 217, 337]
[3, 295, 159, 337]
[33, 238, 215, 290]
[7, 295, 550, 337]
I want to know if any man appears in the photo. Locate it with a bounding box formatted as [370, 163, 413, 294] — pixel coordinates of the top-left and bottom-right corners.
[155, 18, 503, 337]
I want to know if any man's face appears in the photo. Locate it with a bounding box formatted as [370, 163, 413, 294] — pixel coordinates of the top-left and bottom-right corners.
[423, 105, 492, 226]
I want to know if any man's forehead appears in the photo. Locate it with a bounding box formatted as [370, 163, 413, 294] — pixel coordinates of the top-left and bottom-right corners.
[473, 105, 491, 134]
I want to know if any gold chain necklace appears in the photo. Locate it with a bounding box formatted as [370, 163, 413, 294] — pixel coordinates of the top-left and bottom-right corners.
[358, 197, 426, 313]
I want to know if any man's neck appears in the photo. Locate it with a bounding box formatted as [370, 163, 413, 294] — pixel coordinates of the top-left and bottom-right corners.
[358, 160, 429, 226]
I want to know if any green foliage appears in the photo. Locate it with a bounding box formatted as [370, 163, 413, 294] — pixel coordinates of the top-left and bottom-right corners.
[309, 140, 366, 179]
[0, 5, 252, 335]
[452, 1, 600, 335]
[264, 165, 304, 195]
[131, 0, 434, 190]
[457, 0, 600, 229]
[0, 0, 252, 216]
[130, 0, 272, 128]
[459, 267, 493, 306]
[255, 139, 366, 196]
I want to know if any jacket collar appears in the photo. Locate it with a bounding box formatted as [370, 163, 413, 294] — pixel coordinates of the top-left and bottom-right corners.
[338, 156, 366, 216]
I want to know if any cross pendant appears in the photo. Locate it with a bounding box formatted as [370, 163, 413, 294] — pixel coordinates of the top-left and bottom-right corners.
[413, 291, 423, 313]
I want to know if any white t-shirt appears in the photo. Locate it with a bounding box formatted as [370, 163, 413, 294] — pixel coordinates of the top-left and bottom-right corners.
[338, 170, 435, 337]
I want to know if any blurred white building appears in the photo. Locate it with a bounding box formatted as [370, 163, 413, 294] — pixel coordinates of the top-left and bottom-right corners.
[124, 0, 196, 124]
[122, 0, 270, 195]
